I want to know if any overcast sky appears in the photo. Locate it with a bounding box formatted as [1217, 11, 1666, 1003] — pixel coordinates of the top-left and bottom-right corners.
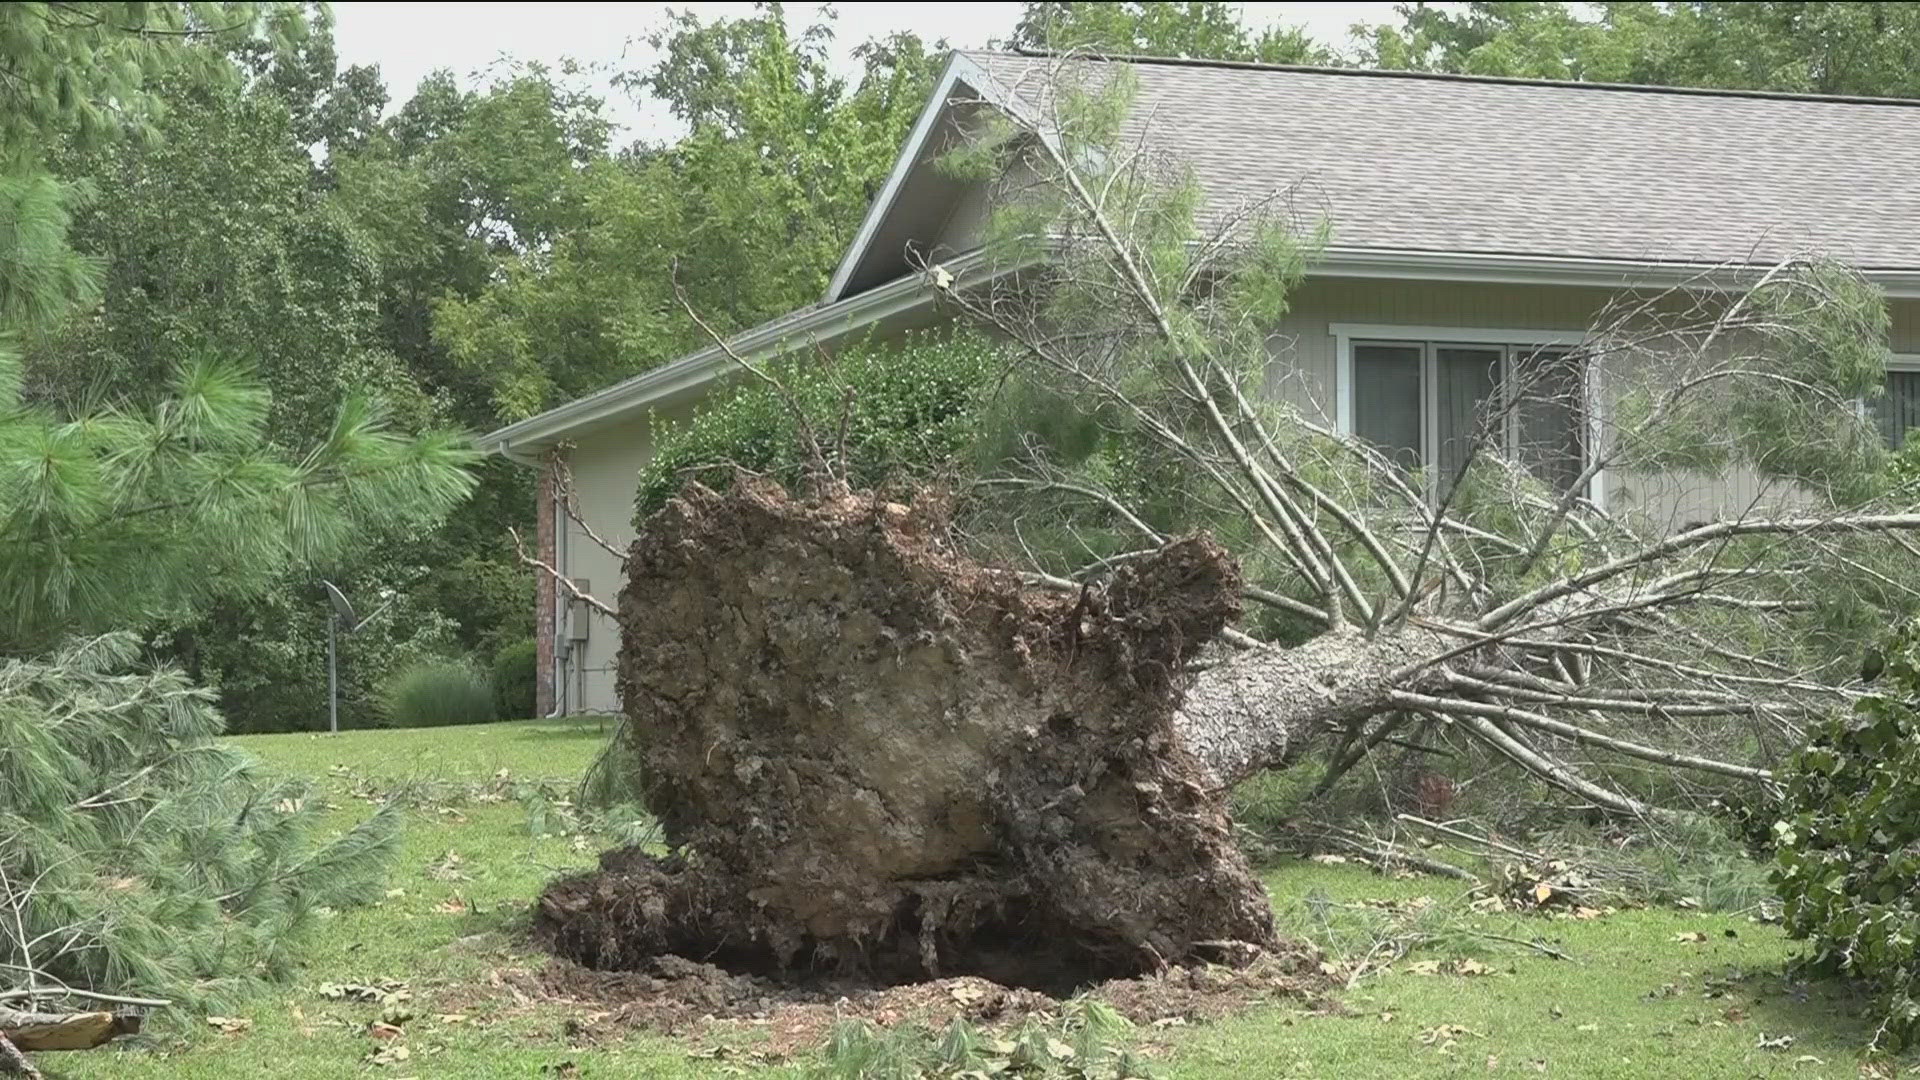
[330, 2, 1402, 144]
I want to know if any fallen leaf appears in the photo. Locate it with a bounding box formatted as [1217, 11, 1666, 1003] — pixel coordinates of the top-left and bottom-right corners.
[1724, 1007, 1750, 1024]
[1672, 931, 1708, 944]
[367, 1044, 411, 1066]
[1534, 883, 1555, 903]
[436, 1014, 469, 1025]
[1549, 1005, 1564, 1019]
[1418, 1024, 1482, 1046]
[368, 1021, 406, 1040]
[1794, 1055, 1825, 1067]
[1757, 1033, 1796, 1051]
[384, 888, 407, 900]
[1309, 853, 1349, 864]
[206, 1016, 253, 1036]
[1455, 959, 1496, 977]
[1151, 1016, 1188, 1028]
[1045, 1038, 1076, 1060]
[949, 983, 986, 1005]
[1577, 1023, 1600, 1033]
[1408, 960, 1444, 976]
[434, 897, 469, 915]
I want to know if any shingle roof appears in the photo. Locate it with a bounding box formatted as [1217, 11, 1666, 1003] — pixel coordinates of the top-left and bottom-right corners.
[961, 51, 1920, 271]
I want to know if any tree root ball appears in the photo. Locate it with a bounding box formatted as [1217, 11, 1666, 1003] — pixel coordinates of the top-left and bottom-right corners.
[537, 479, 1280, 992]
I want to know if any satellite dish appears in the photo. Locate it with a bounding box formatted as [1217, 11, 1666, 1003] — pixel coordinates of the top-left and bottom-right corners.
[322, 580, 357, 628]
[319, 580, 395, 734]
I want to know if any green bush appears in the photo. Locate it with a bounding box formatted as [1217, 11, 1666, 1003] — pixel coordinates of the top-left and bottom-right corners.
[633, 327, 1002, 523]
[381, 658, 497, 728]
[1773, 619, 1920, 1050]
[492, 638, 539, 719]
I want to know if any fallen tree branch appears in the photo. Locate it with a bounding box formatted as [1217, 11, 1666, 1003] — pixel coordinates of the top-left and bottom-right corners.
[509, 526, 616, 620]
[0, 988, 170, 1008]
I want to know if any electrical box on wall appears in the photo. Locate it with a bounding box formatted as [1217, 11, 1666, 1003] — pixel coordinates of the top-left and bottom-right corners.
[568, 577, 593, 642]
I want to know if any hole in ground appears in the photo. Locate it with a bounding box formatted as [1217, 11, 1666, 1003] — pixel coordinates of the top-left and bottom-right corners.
[538, 855, 1147, 997]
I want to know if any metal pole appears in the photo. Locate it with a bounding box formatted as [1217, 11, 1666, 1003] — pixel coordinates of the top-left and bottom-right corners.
[328, 614, 339, 734]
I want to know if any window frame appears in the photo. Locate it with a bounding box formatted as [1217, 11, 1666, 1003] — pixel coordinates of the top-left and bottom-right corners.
[1330, 323, 1604, 508]
[1876, 353, 1920, 449]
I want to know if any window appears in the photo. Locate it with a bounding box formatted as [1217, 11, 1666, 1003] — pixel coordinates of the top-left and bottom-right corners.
[1874, 357, 1920, 450]
[1334, 326, 1594, 501]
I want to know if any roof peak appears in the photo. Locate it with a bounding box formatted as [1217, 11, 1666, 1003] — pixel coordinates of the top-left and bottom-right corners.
[967, 46, 1920, 110]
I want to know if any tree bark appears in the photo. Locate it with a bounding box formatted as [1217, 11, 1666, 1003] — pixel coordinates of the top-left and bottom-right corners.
[1175, 625, 1454, 787]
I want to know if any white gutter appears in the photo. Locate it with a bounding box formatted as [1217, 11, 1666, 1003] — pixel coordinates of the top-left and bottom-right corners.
[479, 252, 985, 459]
[1315, 246, 1920, 297]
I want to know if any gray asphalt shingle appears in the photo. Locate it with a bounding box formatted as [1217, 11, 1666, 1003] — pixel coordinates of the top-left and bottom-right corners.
[962, 52, 1920, 270]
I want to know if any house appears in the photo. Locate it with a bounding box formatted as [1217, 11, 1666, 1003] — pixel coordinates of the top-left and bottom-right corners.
[480, 50, 1920, 717]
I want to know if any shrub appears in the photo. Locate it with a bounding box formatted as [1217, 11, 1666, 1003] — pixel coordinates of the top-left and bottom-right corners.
[492, 638, 539, 719]
[633, 327, 1002, 523]
[1773, 619, 1920, 1050]
[381, 658, 497, 728]
[0, 635, 398, 1007]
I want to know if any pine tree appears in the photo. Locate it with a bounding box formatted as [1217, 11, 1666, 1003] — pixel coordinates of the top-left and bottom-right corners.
[0, 635, 398, 1007]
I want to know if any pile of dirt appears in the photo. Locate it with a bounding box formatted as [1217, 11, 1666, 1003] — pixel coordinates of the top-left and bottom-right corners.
[523, 942, 1327, 1058]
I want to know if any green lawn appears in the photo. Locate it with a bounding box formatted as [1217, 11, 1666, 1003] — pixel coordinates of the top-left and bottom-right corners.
[49, 719, 1894, 1079]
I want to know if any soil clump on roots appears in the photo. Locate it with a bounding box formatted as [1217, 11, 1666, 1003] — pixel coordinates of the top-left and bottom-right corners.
[535, 479, 1312, 1026]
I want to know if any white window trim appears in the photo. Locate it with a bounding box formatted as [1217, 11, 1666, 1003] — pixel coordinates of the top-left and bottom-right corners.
[1329, 323, 1603, 508]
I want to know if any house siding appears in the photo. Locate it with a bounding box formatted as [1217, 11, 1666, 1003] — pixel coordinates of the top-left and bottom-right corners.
[545, 280, 1920, 714]
[552, 408, 684, 715]
[1270, 281, 1920, 529]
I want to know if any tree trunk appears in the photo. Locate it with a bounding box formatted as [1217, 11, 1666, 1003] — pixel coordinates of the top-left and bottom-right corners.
[538, 480, 1340, 990]
[1175, 625, 1453, 787]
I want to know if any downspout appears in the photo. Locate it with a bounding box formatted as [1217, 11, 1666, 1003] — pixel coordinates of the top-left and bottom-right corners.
[547, 477, 570, 718]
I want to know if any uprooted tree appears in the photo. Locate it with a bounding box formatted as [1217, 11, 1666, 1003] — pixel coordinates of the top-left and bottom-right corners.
[537, 56, 1920, 988]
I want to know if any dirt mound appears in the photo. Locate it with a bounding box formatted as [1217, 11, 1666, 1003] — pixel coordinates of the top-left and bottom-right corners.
[527, 943, 1326, 1058]
[537, 478, 1284, 1001]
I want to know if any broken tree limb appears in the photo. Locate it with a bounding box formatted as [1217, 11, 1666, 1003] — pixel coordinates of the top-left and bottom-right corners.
[0, 1006, 140, 1051]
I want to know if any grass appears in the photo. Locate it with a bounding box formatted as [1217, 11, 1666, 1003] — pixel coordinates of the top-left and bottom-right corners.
[49, 718, 1899, 1079]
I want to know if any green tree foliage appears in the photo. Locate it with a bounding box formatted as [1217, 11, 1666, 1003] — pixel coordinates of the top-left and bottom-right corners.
[435, 4, 943, 422]
[1010, 1, 1338, 64]
[0, 634, 399, 1005]
[633, 329, 1003, 524]
[1774, 619, 1920, 1050]
[0, 352, 475, 650]
[1359, 2, 1920, 97]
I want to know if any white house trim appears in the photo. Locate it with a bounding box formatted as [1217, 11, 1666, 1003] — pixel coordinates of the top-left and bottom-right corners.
[480, 250, 1000, 460]
[823, 53, 999, 303]
[1329, 322, 1604, 507]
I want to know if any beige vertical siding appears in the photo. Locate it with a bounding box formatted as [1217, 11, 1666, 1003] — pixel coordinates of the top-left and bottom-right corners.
[553, 407, 688, 714]
[545, 283, 1920, 714]
[1265, 276, 1901, 529]
[1894, 298, 1920, 353]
